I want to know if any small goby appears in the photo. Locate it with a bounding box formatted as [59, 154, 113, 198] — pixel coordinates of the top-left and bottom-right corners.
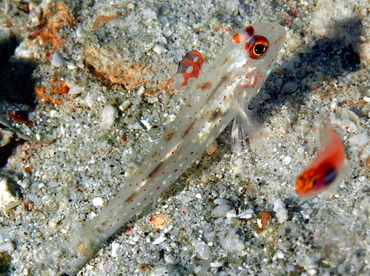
[55, 22, 286, 275]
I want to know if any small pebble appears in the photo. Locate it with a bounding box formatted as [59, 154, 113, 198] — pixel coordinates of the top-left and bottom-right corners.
[272, 198, 288, 223]
[51, 51, 65, 67]
[99, 105, 117, 130]
[0, 129, 13, 147]
[68, 85, 84, 96]
[219, 230, 245, 255]
[238, 209, 254, 220]
[283, 155, 292, 165]
[0, 178, 21, 210]
[153, 44, 168, 55]
[282, 81, 298, 93]
[111, 242, 121, 257]
[153, 234, 166, 245]
[119, 100, 132, 112]
[0, 242, 15, 252]
[92, 197, 104, 207]
[211, 204, 232, 218]
[192, 240, 210, 260]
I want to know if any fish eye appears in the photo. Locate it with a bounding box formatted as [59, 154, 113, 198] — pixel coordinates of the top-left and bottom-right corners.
[324, 167, 337, 186]
[244, 35, 269, 59]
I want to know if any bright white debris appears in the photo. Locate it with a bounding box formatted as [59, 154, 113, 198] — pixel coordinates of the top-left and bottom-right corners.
[111, 242, 121, 257]
[92, 197, 104, 207]
[273, 208, 288, 225]
[272, 198, 289, 223]
[153, 44, 168, 55]
[67, 62, 77, 69]
[140, 118, 152, 130]
[99, 105, 117, 130]
[226, 209, 237, 218]
[238, 209, 254, 220]
[137, 86, 145, 95]
[153, 234, 166, 245]
[275, 250, 285, 260]
[210, 261, 224, 268]
[283, 155, 292, 165]
[164, 253, 176, 264]
[49, 110, 58, 119]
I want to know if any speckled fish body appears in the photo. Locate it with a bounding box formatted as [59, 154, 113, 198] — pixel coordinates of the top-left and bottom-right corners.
[58, 22, 286, 275]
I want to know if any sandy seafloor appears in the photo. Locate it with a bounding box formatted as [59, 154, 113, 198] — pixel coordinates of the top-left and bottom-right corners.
[0, 0, 369, 275]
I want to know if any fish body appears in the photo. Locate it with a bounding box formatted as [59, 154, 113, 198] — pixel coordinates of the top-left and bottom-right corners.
[296, 123, 346, 197]
[57, 22, 286, 274]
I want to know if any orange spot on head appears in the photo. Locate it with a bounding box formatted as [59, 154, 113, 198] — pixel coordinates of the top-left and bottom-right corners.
[232, 26, 254, 43]
[231, 33, 243, 43]
[176, 50, 204, 87]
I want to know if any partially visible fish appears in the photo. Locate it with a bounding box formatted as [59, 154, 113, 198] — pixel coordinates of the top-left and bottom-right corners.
[295, 123, 346, 197]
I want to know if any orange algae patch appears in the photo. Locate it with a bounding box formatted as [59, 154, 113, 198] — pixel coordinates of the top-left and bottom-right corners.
[34, 79, 70, 104]
[148, 214, 171, 232]
[51, 79, 69, 95]
[31, 2, 75, 51]
[35, 87, 61, 105]
[83, 47, 156, 92]
[257, 211, 271, 232]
